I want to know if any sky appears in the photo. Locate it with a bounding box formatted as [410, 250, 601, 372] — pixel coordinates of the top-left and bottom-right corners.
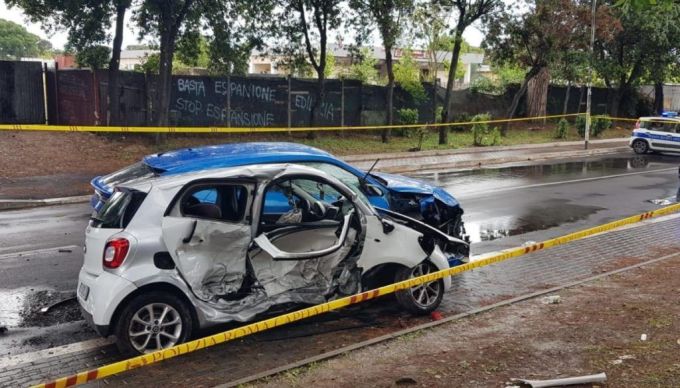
[0, 0, 485, 51]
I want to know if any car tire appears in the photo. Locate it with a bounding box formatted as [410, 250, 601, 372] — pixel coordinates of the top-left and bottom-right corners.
[632, 139, 649, 154]
[394, 261, 444, 315]
[114, 291, 194, 356]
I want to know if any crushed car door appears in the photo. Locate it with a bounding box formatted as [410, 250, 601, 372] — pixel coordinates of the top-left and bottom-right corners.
[161, 181, 254, 303]
[249, 175, 363, 302]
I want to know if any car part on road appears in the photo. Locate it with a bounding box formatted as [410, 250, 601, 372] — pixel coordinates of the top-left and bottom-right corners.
[40, 296, 77, 314]
[511, 372, 607, 387]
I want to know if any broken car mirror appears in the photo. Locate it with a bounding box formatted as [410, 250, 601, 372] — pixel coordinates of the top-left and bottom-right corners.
[364, 184, 384, 197]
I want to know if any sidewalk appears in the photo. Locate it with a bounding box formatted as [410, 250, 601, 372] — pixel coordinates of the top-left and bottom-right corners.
[346, 138, 629, 173]
[256, 249, 680, 388]
[3, 212, 678, 387]
[0, 139, 628, 203]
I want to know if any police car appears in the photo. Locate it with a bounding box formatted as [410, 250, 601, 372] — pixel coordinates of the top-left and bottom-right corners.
[630, 112, 680, 154]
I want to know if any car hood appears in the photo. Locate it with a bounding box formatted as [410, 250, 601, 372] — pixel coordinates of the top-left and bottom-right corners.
[371, 172, 459, 207]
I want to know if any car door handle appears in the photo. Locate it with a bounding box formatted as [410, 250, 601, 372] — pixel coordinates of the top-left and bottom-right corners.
[183, 220, 198, 244]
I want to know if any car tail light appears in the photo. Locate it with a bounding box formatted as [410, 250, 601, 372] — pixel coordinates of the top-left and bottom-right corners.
[635, 120, 640, 129]
[103, 238, 130, 268]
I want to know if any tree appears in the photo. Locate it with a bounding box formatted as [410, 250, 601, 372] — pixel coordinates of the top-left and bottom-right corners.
[594, 1, 680, 116]
[346, 47, 379, 84]
[439, 0, 500, 145]
[136, 0, 199, 126]
[75, 45, 110, 69]
[350, 0, 413, 143]
[6, 0, 130, 125]
[275, 0, 343, 137]
[394, 49, 427, 102]
[484, 0, 618, 130]
[0, 18, 50, 59]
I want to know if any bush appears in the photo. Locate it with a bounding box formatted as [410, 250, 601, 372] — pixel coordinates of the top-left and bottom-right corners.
[397, 108, 419, 137]
[554, 118, 569, 139]
[576, 115, 612, 138]
[471, 113, 501, 146]
[470, 77, 501, 95]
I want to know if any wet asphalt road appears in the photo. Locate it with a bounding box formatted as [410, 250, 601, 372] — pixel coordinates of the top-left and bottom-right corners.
[0, 151, 678, 356]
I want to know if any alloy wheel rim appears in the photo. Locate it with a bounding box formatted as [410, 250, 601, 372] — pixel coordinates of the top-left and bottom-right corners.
[129, 303, 182, 353]
[408, 263, 441, 308]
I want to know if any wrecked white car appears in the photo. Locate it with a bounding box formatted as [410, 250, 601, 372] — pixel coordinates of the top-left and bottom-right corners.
[78, 164, 468, 354]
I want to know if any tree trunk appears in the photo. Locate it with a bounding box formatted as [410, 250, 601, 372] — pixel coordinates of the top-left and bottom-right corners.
[308, 70, 324, 140]
[156, 32, 175, 127]
[107, 2, 127, 126]
[562, 81, 571, 116]
[439, 26, 465, 145]
[577, 85, 585, 113]
[526, 66, 549, 118]
[503, 66, 540, 135]
[609, 88, 621, 118]
[654, 81, 664, 114]
[383, 44, 394, 143]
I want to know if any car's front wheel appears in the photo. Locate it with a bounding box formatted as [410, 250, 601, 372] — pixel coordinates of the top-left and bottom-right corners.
[632, 139, 649, 154]
[394, 261, 444, 315]
[114, 291, 194, 355]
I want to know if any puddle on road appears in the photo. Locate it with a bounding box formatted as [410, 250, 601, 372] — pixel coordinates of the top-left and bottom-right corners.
[0, 288, 80, 328]
[465, 202, 604, 243]
[414, 154, 678, 196]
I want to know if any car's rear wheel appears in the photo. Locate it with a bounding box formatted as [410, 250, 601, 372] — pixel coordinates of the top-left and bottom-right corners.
[114, 291, 193, 356]
[394, 261, 444, 315]
[632, 139, 649, 154]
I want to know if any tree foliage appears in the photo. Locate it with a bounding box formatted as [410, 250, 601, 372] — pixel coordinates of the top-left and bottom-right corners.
[394, 49, 427, 102]
[75, 45, 110, 69]
[346, 47, 379, 83]
[349, 0, 413, 142]
[0, 18, 51, 59]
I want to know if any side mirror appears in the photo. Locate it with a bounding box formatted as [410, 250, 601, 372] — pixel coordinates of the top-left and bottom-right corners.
[364, 184, 384, 197]
[254, 211, 353, 260]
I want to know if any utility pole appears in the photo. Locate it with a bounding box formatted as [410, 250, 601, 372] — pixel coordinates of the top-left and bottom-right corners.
[585, 0, 597, 150]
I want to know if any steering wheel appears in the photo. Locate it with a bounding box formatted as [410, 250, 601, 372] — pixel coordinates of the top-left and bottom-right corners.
[309, 199, 326, 220]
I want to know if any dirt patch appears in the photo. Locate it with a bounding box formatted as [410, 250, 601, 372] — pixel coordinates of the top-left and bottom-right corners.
[18, 290, 81, 328]
[253, 254, 680, 387]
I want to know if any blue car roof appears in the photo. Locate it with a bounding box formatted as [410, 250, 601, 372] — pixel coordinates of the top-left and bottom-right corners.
[143, 142, 357, 175]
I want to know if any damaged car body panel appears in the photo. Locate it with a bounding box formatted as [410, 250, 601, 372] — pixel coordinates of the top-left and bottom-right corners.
[79, 163, 466, 354]
[89, 143, 468, 250]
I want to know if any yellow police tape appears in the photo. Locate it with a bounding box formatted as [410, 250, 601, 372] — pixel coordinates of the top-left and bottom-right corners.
[32, 202, 680, 388]
[1, 113, 580, 134]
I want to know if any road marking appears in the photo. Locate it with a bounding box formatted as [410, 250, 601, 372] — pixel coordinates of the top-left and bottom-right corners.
[0, 338, 113, 369]
[456, 167, 678, 199]
[0, 245, 81, 260]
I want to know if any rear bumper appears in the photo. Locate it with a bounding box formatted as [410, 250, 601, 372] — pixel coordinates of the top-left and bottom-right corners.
[78, 267, 137, 334]
[80, 305, 110, 336]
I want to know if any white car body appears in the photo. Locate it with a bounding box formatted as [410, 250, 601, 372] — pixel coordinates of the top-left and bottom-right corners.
[78, 163, 463, 354]
[630, 116, 680, 154]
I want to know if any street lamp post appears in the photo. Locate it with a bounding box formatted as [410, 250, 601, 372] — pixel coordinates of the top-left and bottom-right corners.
[585, 0, 597, 150]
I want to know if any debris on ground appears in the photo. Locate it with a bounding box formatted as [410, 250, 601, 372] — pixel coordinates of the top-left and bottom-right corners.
[610, 354, 635, 365]
[40, 296, 77, 314]
[511, 372, 607, 387]
[430, 311, 443, 321]
[541, 295, 561, 304]
[640, 333, 648, 341]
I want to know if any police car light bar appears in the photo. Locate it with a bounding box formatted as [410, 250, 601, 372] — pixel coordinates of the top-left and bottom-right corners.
[661, 111, 678, 118]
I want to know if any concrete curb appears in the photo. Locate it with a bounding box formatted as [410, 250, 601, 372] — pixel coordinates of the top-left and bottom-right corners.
[0, 195, 90, 211]
[342, 138, 629, 163]
[373, 146, 630, 174]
